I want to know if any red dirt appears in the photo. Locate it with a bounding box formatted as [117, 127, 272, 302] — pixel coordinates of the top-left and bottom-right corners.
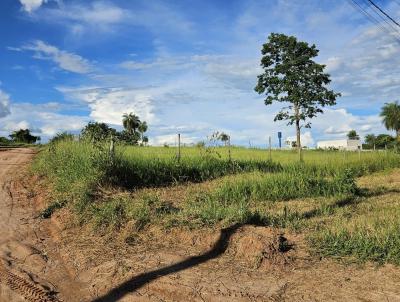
[1, 148, 400, 301]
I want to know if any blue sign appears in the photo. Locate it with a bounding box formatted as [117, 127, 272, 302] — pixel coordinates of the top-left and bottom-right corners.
[278, 132, 282, 148]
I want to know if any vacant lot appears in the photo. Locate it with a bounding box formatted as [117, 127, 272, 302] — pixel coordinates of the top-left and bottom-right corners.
[9, 141, 395, 301]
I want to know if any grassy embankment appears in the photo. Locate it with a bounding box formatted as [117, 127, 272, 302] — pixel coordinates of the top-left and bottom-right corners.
[32, 140, 400, 265]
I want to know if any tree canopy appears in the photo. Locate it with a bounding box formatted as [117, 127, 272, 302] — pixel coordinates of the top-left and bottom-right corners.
[9, 129, 40, 144]
[122, 113, 141, 135]
[380, 101, 400, 141]
[79, 114, 149, 146]
[81, 122, 117, 142]
[255, 33, 340, 158]
[364, 133, 395, 149]
[347, 130, 359, 140]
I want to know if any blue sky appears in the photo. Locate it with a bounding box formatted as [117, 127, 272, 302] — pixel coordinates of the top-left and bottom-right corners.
[0, 0, 399, 146]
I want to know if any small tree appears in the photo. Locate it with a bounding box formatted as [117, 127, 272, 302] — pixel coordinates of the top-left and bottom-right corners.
[81, 122, 116, 142]
[347, 130, 359, 140]
[218, 132, 230, 146]
[255, 33, 340, 160]
[380, 101, 400, 142]
[49, 132, 74, 144]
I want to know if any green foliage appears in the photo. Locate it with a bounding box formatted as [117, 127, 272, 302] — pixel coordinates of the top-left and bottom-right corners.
[218, 132, 230, 145]
[49, 132, 74, 144]
[380, 101, 400, 140]
[0, 136, 11, 145]
[255, 33, 340, 149]
[81, 122, 116, 143]
[364, 133, 396, 149]
[310, 205, 400, 265]
[347, 130, 359, 140]
[122, 112, 140, 134]
[9, 129, 40, 144]
[116, 130, 140, 145]
[108, 150, 281, 188]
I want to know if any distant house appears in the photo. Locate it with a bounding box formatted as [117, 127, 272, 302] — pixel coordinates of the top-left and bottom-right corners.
[285, 139, 297, 149]
[317, 139, 362, 151]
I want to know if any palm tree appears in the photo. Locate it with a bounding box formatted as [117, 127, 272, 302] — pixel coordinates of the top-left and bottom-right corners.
[138, 121, 148, 143]
[380, 102, 400, 141]
[122, 113, 140, 135]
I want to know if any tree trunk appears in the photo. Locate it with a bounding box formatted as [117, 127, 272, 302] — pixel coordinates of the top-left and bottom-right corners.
[294, 104, 303, 162]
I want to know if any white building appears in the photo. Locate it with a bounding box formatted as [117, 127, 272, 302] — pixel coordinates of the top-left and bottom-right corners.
[317, 139, 362, 151]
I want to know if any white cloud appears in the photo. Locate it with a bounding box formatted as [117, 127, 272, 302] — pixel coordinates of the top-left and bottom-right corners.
[286, 131, 314, 147]
[0, 90, 11, 118]
[28, 1, 193, 38]
[22, 40, 93, 74]
[312, 108, 386, 142]
[0, 102, 87, 140]
[19, 0, 48, 13]
[4, 120, 31, 132]
[57, 86, 156, 126]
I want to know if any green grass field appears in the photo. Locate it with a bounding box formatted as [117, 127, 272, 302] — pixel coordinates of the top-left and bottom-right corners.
[32, 140, 400, 265]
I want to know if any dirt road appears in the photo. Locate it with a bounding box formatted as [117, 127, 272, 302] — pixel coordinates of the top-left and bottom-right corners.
[0, 148, 82, 301]
[1, 148, 400, 302]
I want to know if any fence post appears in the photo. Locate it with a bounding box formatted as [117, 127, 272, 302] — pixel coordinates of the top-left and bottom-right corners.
[269, 136, 272, 161]
[177, 133, 181, 162]
[358, 146, 361, 160]
[109, 133, 115, 165]
[228, 136, 231, 162]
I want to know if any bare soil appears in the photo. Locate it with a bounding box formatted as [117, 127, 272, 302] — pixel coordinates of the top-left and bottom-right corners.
[1, 148, 400, 301]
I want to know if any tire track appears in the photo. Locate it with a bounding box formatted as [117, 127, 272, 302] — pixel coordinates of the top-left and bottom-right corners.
[0, 263, 58, 302]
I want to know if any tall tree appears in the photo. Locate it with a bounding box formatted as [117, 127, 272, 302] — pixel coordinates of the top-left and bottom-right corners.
[380, 101, 400, 141]
[347, 130, 359, 140]
[122, 113, 141, 135]
[255, 33, 340, 160]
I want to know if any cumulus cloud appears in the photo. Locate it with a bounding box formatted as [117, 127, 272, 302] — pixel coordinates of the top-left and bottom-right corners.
[22, 40, 93, 74]
[311, 108, 386, 142]
[58, 86, 155, 125]
[0, 102, 87, 140]
[19, 0, 48, 13]
[0, 90, 11, 118]
[285, 131, 314, 147]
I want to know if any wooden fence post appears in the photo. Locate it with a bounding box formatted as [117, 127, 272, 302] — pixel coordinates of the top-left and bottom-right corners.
[178, 133, 181, 162]
[269, 136, 272, 161]
[228, 136, 231, 162]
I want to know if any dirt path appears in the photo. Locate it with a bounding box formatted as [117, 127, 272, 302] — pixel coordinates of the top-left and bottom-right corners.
[0, 148, 82, 301]
[1, 148, 400, 301]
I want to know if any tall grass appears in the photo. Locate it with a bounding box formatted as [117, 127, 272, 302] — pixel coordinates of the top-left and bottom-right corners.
[32, 140, 400, 265]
